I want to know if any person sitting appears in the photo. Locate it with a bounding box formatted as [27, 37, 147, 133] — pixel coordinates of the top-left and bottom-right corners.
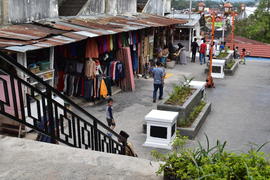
[118, 130, 138, 157]
[159, 46, 169, 67]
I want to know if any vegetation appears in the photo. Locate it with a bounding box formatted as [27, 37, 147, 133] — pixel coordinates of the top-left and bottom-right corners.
[216, 52, 229, 59]
[166, 76, 194, 106]
[235, 0, 270, 43]
[225, 60, 236, 69]
[179, 101, 206, 127]
[152, 134, 270, 179]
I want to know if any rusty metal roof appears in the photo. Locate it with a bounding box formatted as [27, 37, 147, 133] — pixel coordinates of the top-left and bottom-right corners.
[0, 14, 187, 52]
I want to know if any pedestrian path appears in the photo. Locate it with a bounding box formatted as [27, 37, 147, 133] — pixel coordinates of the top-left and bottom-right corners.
[196, 60, 270, 153]
[83, 59, 270, 159]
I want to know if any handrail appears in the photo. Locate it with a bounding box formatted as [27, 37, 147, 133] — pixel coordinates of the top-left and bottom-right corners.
[0, 51, 122, 140]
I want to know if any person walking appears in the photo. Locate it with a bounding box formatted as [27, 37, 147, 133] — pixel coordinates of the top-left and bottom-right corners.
[199, 40, 207, 65]
[106, 98, 115, 136]
[191, 38, 199, 62]
[240, 48, 246, 64]
[151, 61, 165, 103]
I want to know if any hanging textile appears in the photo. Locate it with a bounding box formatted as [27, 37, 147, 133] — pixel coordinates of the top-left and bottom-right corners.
[116, 47, 135, 91]
[100, 79, 108, 98]
[85, 38, 99, 59]
[85, 60, 96, 79]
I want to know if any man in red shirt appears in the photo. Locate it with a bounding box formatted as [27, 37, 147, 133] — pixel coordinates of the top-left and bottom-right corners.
[199, 40, 207, 65]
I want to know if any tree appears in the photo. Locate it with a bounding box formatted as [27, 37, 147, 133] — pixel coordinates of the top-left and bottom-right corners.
[235, 0, 270, 43]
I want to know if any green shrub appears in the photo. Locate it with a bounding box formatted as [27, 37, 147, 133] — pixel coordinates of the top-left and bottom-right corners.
[179, 101, 206, 127]
[166, 76, 194, 106]
[166, 85, 193, 105]
[216, 52, 229, 59]
[225, 60, 236, 69]
[152, 135, 270, 179]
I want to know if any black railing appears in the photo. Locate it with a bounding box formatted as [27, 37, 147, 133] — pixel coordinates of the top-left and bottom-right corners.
[0, 51, 125, 155]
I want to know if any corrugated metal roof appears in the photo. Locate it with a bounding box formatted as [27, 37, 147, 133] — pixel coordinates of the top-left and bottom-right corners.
[166, 14, 201, 27]
[0, 14, 187, 52]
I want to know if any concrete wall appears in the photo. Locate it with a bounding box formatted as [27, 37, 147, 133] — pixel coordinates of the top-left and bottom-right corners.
[0, 0, 2, 24]
[7, 0, 58, 24]
[143, 0, 171, 16]
[79, 0, 137, 16]
[0, 0, 9, 25]
[117, 0, 137, 15]
[0, 136, 162, 180]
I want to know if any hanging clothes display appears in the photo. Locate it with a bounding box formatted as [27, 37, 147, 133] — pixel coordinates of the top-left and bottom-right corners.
[85, 38, 99, 59]
[100, 79, 108, 98]
[85, 59, 96, 79]
[131, 45, 139, 73]
[116, 47, 135, 91]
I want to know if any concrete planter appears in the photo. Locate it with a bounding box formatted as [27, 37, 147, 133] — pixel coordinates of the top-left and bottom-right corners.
[177, 102, 211, 139]
[166, 61, 176, 69]
[157, 89, 202, 124]
[224, 60, 239, 76]
[224, 52, 233, 63]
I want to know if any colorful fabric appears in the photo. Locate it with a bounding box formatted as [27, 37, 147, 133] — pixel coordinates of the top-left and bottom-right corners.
[85, 38, 99, 59]
[100, 79, 108, 98]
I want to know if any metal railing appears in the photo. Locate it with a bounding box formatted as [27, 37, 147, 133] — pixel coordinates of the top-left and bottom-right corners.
[0, 51, 125, 155]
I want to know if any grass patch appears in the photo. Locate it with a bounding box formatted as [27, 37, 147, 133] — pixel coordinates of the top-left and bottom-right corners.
[216, 52, 229, 59]
[165, 85, 193, 106]
[179, 101, 206, 127]
[225, 59, 236, 69]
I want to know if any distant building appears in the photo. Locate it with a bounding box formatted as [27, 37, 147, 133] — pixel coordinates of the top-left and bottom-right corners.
[166, 13, 202, 51]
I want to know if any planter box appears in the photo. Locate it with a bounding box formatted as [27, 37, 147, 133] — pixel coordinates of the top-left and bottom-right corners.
[166, 61, 176, 69]
[224, 51, 233, 63]
[157, 89, 202, 124]
[224, 60, 239, 76]
[177, 102, 211, 139]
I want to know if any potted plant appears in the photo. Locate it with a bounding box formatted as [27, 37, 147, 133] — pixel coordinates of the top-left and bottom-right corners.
[157, 76, 202, 124]
[178, 100, 211, 139]
[224, 59, 239, 76]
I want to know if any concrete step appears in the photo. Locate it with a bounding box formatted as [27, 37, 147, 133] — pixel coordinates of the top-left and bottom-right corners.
[0, 135, 162, 180]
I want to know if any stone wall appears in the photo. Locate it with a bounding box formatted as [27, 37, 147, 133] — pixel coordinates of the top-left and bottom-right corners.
[7, 0, 58, 24]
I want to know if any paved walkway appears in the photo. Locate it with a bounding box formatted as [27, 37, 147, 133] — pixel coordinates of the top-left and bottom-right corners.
[83, 59, 270, 159]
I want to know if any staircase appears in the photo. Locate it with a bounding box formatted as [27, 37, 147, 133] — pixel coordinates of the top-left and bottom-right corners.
[59, 0, 88, 16]
[0, 51, 125, 155]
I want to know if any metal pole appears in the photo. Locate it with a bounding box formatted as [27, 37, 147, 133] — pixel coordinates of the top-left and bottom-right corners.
[222, 15, 225, 42]
[189, 0, 192, 55]
[231, 11, 235, 49]
[189, 0, 192, 20]
[207, 12, 215, 88]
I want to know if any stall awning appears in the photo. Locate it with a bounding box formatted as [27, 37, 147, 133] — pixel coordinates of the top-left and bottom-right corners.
[0, 14, 187, 53]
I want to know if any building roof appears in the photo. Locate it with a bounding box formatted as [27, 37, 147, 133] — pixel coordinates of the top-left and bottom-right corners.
[226, 36, 270, 58]
[0, 14, 187, 53]
[224, 3, 233, 8]
[166, 13, 201, 27]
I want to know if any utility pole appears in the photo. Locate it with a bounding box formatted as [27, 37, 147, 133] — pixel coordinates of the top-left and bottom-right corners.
[231, 11, 235, 49]
[189, 0, 192, 54]
[206, 12, 215, 88]
[222, 16, 225, 42]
